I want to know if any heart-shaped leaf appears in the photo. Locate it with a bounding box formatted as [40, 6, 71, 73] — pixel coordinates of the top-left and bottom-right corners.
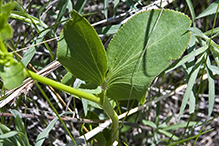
[57, 10, 107, 88]
[106, 9, 191, 102]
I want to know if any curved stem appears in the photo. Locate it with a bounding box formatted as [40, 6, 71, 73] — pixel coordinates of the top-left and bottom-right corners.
[100, 92, 119, 145]
[25, 69, 120, 145]
[25, 69, 101, 104]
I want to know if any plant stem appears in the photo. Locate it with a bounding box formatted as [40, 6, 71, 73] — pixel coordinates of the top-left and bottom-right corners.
[100, 92, 119, 145]
[35, 82, 77, 146]
[25, 70, 101, 104]
[25, 69, 120, 145]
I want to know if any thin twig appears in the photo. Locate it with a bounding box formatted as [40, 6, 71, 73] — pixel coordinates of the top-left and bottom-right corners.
[0, 112, 104, 124]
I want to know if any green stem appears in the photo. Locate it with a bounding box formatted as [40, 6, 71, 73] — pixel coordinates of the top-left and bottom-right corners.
[100, 92, 119, 145]
[35, 82, 77, 146]
[25, 70, 101, 104]
[25, 69, 120, 145]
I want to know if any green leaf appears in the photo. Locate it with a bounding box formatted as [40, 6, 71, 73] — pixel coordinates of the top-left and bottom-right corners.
[0, 62, 26, 89]
[206, 56, 215, 118]
[106, 9, 191, 102]
[74, 0, 87, 13]
[178, 53, 206, 120]
[142, 120, 157, 128]
[96, 24, 121, 35]
[54, 0, 69, 31]
[1, 1, 16, 16]
[162, 121, 201, 131]
[10, 110, 26, 135]
[0, 123, 20, 145]
[0, 131, 18, 139]
[104, 0, 109, 18]
[158, 129, 179, 140]
[35, 112, 72, 146]
[122, 0, 137, 10]
[196, 0, 219, 19]
[21, 29, 50, 67]
[113, 0, 119, 16]
[61, 72, 76, 86]
[0, 1, 15, 40]
[210, 46, 219, 67]
[0, 23, 13, 40]
[185, 0, 196, 25]
[57, 10, 107, 88]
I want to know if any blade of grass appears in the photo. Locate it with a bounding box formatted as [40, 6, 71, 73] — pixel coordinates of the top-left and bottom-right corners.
[196, 0, 219, 19]
[178, 53, 206, 120]
[35, 82, 77, 146]
[104, 0, 109, 18]
[35, 111, 73, 146]
[21, 29, 50, 67]
[53, 0, 68, 32]
[158, 129, 179, 140]
[74, 0, 87, 13]
[167, 129, 213, 146]
[206, 56, 215, 118]
[185, 0, 196, 26]
[165, 45, 208, 73]
[193, 126, 204, 146]
[113, 0, 119, 16]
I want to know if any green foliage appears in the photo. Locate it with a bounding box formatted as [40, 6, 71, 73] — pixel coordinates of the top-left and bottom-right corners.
[106, 9, 191, 102]
[58, 9, 191, 103]
[35, 112, 73, 146]
[0, 62, 25, 90]
[196, 0, 219, 19]
[1, 0, 219, 145]
[0, 110, 31, 146]
[57, 10, 108, 89]
[0, 1, 26, 89]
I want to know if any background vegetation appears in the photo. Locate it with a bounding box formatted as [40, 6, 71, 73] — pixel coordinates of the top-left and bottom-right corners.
[1, 0, 219, 145]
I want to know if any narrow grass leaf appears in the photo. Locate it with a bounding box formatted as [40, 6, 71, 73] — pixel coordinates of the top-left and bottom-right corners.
[61, 72, 76, 87]
[165, 45, 208, 73]
[96, 24, 121, 35]
[142, 120, 156, 128]
[10, 11, 48, 28]
[122, 0, 136, 10]
[158, 129, 179, 140]
[68, 0, 74, 12]
[0, 123, 10, 133]
[207, 64, 219, 75]
[104, 0, 109, 18]
[167, 129, 213, 146]
[35, 112, 72, 146]
[0, 131, 18, 139]
[196, 0, 219, 19]
[189, 91, 195, 114]
[14, 2, 43, 31]
[21, 29, 50, 67]
[113, 0, 119, 16]
[54, 0, 68, 31]
[162, 121, 201, 131]
[0, 123, 19, 145]
[57, 10, 107, 88]
[74, 0, 87, 13]
[107, 9, 191, 102]
[188, 27, 205, 38]
[204, 27, 219, 36]
[210, 46, 219, 67]
[161, 115, 173, 125]
[10, 110, 27, 135]
[178, 53, 206, 120]
[206, 56, 215, 118]
[185, 0, 196, 25]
